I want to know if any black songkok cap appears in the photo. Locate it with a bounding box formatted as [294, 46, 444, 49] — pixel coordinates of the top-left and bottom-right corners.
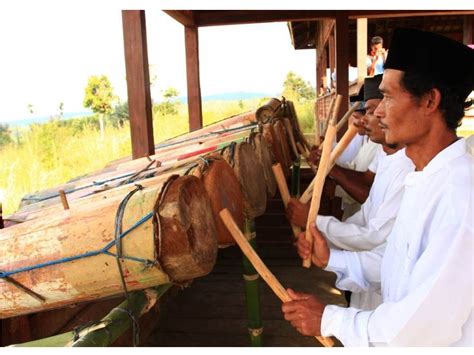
[385, 28, 474, 101]
[364, 75, 383, 101]
[350, 84, 364, 102]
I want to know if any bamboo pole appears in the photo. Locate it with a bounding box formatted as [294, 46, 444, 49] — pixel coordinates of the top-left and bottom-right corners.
[11, 284, 172, 347]
[242, 219, 263, 346]
[302, 123, 337, 268]
[299, 103, 361, 204]
[272, 164, 301, 239]
[219, 209, 334, 347]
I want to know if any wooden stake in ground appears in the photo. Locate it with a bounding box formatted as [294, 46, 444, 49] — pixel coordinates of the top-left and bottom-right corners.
[272, 163, 301, 239]
[219, 208, 334, 348]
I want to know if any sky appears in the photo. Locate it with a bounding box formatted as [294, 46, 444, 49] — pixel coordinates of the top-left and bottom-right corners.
[0, 0, 471, 122]
[0, 4, 316, 122]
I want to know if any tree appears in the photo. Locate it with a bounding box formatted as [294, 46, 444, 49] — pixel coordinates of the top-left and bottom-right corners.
[282, 71, 315, 102]
[153, 87, 180, 116]
[0, 124, 13, 148]
[83, 75, 116, 138]
[110, 101, 129, 128]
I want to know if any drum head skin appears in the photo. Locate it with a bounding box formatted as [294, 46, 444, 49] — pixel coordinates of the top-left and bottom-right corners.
[156, 175, 218, 281]
[251, 133, 277, 197]
[231, 142, 267, 219]
[200, 156, 245, 247]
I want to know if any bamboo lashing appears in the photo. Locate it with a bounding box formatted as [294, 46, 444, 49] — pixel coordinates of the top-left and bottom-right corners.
[299, 102, 361, 204]
[301, 95, 341, 268]
[271, 163, 301, 239]
[219, 208, 334, 348]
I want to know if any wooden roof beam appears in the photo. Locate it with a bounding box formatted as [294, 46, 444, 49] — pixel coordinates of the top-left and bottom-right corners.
[163, 10, 195, 27]
[171, 10, 474, 27]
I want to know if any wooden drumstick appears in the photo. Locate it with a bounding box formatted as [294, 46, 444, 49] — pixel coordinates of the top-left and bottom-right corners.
[219, 208, 335, 348]
[272, 163, 302, 239]
[299, 102, 361, 204]
[302, 122, 337, 268]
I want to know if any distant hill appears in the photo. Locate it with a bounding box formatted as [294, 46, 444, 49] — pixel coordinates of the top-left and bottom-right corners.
[3, 111, 95, 127]
[177, 91, 274, 103]
[2, 92, 277, 126]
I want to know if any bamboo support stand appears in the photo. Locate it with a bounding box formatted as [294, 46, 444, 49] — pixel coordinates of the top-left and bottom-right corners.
[11, 284, 172, 347]
[219, 209, 334, 347]
[272, 164, 301, 239]
[242, 219, 263, 346]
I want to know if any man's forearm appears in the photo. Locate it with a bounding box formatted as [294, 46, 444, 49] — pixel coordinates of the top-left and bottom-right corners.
[328, 167, 374, 203]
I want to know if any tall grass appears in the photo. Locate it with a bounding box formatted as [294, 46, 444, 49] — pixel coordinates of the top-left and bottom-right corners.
[1, 98, 306, 216]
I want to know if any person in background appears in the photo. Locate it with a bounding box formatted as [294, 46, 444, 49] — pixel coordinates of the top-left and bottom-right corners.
[367, 36, 388, 76]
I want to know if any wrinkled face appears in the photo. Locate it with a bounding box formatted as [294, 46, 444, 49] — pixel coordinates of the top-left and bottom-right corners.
[375, 69, 427, 146]
[350, 111, 367, 135]
[361, 98, 384, 144]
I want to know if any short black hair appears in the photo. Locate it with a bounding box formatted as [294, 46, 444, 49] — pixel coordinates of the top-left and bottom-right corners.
[371, 36, 383, 46]
[401, 71, 465, 130]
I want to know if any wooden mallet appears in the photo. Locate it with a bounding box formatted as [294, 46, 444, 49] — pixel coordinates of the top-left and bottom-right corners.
[219, 208, 335, 347]
[272, 163, 302, 239]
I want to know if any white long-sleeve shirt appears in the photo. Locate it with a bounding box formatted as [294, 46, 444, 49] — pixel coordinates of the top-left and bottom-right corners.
[317, 148, 414, 310]
[335, 134, 365, 167]
[321, 138, 473, 346]
[335, 137, 380, 220]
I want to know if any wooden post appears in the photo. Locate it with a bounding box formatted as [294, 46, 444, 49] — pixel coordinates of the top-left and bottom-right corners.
[328, 34, 335, 86]
[463, 15, 473, 45]
[219, 209, 334, 347]
[335, 12, 349, 140]
[185, 26, 203, 131]
[357, 18, 368, 85]
[58, 190, 70, 210]
[122, 10, 155, 159]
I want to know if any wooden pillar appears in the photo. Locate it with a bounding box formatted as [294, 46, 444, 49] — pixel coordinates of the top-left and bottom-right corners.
[357, 18, 368, 85]
[328, 34, 335, 88]
[122, 10, 155, 159]
[463, 15, 473, 45]
[185, 26, 203, 131]
[335, 12, 349, 139]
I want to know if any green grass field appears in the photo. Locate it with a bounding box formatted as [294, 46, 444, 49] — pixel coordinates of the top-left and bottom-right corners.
[0, 98, 314, 215]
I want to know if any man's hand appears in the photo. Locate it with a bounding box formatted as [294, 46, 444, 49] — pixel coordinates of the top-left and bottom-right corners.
[286, 198, 310, 228]
[308, 146, 322, 166]
[281, 288, 326, 336]
[295, 223, 330, 269]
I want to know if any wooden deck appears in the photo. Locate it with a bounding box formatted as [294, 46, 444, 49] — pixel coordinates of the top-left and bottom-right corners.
[145, 169, 347, 347]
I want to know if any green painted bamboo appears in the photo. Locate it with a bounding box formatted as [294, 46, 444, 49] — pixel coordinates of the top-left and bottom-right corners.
[12, 284, 172, 347]
[242, 219, 263, 347]
[291, 156, 301, 198]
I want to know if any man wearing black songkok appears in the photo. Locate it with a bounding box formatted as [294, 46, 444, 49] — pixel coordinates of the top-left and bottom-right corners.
[282, 28, 474, 346]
